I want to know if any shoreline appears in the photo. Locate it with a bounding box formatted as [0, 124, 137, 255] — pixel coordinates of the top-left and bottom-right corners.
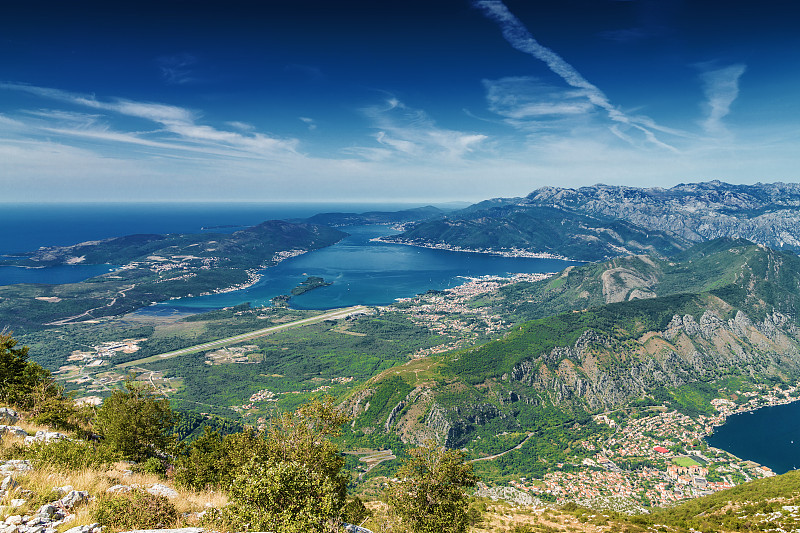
[371, 236, 576, 261]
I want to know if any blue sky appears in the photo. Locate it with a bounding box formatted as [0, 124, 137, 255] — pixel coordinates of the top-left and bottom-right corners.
[2, 0, 799, 203]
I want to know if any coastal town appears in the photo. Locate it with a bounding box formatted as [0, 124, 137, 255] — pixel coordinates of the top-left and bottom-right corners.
[502, 383, 798, 512]
[393, 272, 553, 356]
[374, 235, 570, 260]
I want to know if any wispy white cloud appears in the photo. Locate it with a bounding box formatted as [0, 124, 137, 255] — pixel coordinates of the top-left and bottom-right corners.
[226, 121, 255, 131]
[0, 82, 299, 157]
[360, 98, 487, 160]
[482, 76, 596, 133]
[157, 53, 199, 85]
[299, 117, 317, 131]
[698, 63, 746, 135]
[473, 0, 679, 152]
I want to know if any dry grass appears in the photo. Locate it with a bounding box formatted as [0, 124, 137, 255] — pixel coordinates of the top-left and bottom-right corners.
[358, 498, 634, 533]
[1, 455, 228, 531]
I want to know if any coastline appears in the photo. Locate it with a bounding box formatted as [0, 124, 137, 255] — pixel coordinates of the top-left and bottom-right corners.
[197, 249, 310, 297]
[693, 385, 800, 475]
[371, 236, 575, 261]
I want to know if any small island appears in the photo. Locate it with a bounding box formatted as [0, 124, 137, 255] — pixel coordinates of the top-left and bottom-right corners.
[290, 276, 332, 296]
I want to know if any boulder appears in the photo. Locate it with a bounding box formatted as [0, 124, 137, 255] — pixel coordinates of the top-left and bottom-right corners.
[344, 525, 375, 533]
[1, 475, 18, 496]
[0, 407, 18, 424]
[147, 484, 179, 499]
[60, 490, 89, 509]
[0, 426, 27, 438]
[0, 460, 32, 473]
[36, 504, 58, 518]
[106, 484, 132, 494]
[24, 431, 69, 445]
[53, 485, 74, 497]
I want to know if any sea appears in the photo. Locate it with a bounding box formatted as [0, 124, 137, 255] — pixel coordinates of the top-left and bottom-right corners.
[706, 401, 800, 474]
[0, 202, 577, 311]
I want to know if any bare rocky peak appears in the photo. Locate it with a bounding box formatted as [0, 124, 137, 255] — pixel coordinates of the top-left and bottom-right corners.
[523, 181, 800, 248]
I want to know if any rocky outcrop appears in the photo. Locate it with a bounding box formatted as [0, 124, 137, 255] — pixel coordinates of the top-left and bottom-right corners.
[526, 181, 800, 250]
[384, 401, 406, 432]
[0, 462, 96, 533]
[0, 408, 18, 424]
[500, 308, 800, 411]
[0, 427, 27, 439]
[23, 431, 69, 445]
[475, 483, 545, 507]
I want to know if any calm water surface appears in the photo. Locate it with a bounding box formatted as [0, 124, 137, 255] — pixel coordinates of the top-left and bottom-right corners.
[0, 204, 577, 309]
[707, 400, 800, 474]
[150, 225, 577, 312]
[0, 202, 429, 286]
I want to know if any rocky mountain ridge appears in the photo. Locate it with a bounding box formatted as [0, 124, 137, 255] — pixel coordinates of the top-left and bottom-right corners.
[389, 181, 800, 259]
[525, 181, 800, 249]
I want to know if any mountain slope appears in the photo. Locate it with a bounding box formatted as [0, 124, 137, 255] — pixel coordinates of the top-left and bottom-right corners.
[343, 240, 800, 455]
[385, 182, 800, 260]
[383, 205, 690, 261]
[526, 181, 800, 249]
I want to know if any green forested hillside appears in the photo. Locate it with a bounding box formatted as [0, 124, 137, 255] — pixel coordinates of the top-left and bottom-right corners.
[343, 239, 800, 482]
[384, 205, 690, 261]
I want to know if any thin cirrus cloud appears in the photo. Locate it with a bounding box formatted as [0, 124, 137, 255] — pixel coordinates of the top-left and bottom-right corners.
[157, 53, 200, 85]
[0, 82, 300, 158]
[299, 117, 317, 131]
[473, 0, 680, 152]
[698, 63, 747, 135]
[357, 97, 487, 161]
[482, 76, 597, 132]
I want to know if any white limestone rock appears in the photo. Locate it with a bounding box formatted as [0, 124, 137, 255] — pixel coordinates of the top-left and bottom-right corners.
[59, 490, 89, 509]
[106, 484, 132, 494]
[23, 431, 69, 445]
[0, 426, 27, 439]
[0, 408, 18, 424]
[146, 484, 178, 499]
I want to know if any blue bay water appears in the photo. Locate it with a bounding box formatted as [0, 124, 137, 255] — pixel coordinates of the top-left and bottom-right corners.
[707, 401, 800, 474]
[0, 203, 576, 308]
[152, 225, 577, 312]
[0, 264, 118, 285]
[0, 202, 428, 286]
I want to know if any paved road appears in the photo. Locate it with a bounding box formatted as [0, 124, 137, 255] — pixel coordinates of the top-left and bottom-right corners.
[117, 305, 369, 368]
[469, 432, 534, 463]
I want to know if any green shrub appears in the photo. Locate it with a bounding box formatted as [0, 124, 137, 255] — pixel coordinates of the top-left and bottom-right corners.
[172, 428, 268, 491]
[204, 398, 352, 532]
[341, 496, 372, 525]
[26, 439, 119, 470]
[132, 456, 167, 478]
[221, 458, 345, 533]
[385, 441, 479, 533]
[94, 489, 178, 531]
[95, 380, 178, 462]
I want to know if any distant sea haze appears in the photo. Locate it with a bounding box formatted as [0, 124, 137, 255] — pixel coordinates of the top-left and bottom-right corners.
[0, 203, 578, 310]
[0, 202, 424, 256]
